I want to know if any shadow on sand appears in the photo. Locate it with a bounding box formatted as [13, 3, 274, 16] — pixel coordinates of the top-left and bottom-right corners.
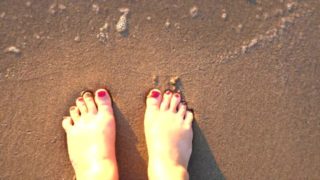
[175, 80, 225, 180]
[113, 103, 148, 180]
[188, 121, 225, 180]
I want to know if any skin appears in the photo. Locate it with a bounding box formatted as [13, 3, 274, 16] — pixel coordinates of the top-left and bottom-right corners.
[62, 88, 194, 180]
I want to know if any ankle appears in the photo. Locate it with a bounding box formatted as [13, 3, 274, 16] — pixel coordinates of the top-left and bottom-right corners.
[148, 159, 189, 180]
[75, 159, 118, 180]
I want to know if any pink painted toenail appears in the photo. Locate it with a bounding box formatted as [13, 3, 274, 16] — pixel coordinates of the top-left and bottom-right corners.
[150, 91, 160, 98]
[98, 91, 106, 98]
[165, 90, 171, 94]
[78, 97, 84, 101]
[175, 93, 180, 98]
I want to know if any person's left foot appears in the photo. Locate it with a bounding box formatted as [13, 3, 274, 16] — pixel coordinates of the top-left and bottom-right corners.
[62, 89, 118, 180]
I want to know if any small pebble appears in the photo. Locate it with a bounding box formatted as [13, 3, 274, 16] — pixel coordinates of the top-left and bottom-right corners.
[146, 16, 151, 20]
[99, 22, 109, 32]
[236, 24, 243, 33]
[4, 46, 21, 54]
[152, 75, 159, 86]
[48, 3, 56, 15]
[116, 14, 128, 33]
[174, 23, 181, 29]
[221, 10, 227, 20]
[25, 1, 32, 7]
[96, 32, 108, 43]
[0, 12, 5, 18]
[34, 33, 40, 39]
[74, 35, 81, 42]
[286, 2, 296, 12]
[170, 76, 179, 85]
[119, 7, 129, 14]
[221, 13, 227, 20]
[248, 38, 258, 48]
[116, 8, 129, 33]
[165, 19, 171, 28]
[189, 6, 199, 18]
[92, 4, 100, 14]
[241, 45, 248, 54]
[58, 4, 66, 10]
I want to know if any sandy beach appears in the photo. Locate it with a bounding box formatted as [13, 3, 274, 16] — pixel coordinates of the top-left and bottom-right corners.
[0, 0, 319, 179]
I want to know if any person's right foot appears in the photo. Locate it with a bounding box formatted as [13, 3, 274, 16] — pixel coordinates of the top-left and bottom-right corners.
[144, 89, 194, 180]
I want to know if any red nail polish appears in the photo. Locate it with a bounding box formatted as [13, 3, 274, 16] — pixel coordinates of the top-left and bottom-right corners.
[98, 91, 106, 97]
[78, 97, 84, 101]
[165, 90, 171, 95]
[150, 91, 160, 98]
[175, 93, 180, 98]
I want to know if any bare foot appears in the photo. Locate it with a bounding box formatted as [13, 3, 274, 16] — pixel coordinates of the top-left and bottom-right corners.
[144, 89, 194, 180]
[62, 89, 118, 180]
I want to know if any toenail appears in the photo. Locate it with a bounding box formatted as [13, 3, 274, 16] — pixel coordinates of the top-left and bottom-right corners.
[150, 91, 160, 98]
[80, 90, 92, 97]
[83, 92, 93, 98]
[98, 91, 106, 98]
[165, 90, 171, 95]
[175, 93, 180, 98]
[78, 97, 84, 101]
[70, 106, 76, 111]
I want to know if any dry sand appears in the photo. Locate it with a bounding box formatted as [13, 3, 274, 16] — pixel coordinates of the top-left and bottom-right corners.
[0, 0, 319, 179]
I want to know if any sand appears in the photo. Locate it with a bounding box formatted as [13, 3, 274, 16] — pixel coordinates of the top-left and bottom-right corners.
[0, 0, 319, 179]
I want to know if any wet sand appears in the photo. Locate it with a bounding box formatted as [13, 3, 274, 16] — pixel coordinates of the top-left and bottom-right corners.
[0, 0, 319, 179]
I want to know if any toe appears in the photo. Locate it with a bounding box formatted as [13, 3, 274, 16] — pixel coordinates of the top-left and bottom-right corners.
[146, 89, 162, 110]
[184, 110, 194, 126]
[160, 90, 173, 111]
[62, 116, 73, 132]
[83, 91, 97, 114]
[178, 102, 187, 118]
[76, 97, 87, 114]
[95, 89, 113, 113]
[70, 106, 80, 121]
[169, 93, 181, 112]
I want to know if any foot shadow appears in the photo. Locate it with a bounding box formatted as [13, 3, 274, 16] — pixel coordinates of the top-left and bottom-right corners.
[188, 121, 225, 180]
[172, 80, 224, 179]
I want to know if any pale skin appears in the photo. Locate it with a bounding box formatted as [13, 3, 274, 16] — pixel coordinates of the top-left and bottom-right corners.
[62, 88, 194, 180]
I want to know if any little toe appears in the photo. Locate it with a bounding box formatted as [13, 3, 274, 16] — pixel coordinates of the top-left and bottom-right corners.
[169, 93, 181, 112]
[184, 110, 194, 127]
[160, 90, 173, 111]
[94, 89, 113, 113]
[83, 91, 97, 114]
[76, 97, 87, 114]
[178, 102, 187, 118]
[70, 106, 80, 121]
[146, 89, 162, 110]
[62, 116, 73, 132]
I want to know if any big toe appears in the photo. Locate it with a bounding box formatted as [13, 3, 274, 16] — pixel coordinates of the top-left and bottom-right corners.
[146, 89, 162, 110]
[94, 89, 113, 114]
